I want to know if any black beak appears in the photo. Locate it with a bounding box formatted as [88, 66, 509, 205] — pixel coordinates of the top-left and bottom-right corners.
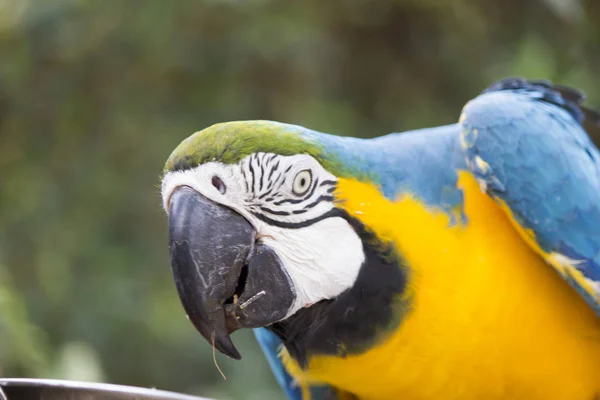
[168, 186, 295, 360]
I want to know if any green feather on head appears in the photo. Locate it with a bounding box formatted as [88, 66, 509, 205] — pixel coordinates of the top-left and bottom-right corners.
[164, 120, 375, 182]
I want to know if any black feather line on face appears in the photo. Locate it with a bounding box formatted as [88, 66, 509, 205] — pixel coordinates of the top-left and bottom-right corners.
[251, 208, 343, 229]
[259, 162, 265, 191]
[269, 210, 409, 368]
[267, 161, 280, 185]
[241, 165, 250, 192]
[248, 159, 256, 196]
[275, 171, 287, 190]
[319, 180, 337, 187]
[259, 206, 291, 216]
[302, 195, 334, 210]
[273, 197, 307, 206]
[258, 188, 273, 200]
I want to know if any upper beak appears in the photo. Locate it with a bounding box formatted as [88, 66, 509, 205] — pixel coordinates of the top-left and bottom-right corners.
[167, 186, 295, 359]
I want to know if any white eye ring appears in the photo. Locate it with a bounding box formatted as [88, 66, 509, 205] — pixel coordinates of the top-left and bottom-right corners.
[292, 169, 312, 196]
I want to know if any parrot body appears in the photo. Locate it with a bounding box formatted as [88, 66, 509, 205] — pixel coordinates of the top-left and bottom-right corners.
[161, 79, 600, 400]
[280, 172, 600, 400]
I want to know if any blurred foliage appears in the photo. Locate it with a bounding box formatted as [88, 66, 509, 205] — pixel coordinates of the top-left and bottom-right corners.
[0, 0, 599, 399]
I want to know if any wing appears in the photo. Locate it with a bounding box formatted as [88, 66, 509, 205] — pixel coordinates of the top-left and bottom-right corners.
[459, 78, 600, 315]
[253, 328, 342, 400]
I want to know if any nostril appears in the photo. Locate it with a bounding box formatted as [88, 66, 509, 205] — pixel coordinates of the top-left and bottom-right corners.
[211, 176, 226, 194]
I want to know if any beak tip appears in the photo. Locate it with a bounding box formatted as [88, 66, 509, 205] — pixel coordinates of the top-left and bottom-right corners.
[227, 350, 242, 361]
[213, 333, 242, 360]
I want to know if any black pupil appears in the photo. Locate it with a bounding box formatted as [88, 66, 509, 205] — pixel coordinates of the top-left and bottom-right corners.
[212, 176, 226, 194]
[300, 178, 306, 187]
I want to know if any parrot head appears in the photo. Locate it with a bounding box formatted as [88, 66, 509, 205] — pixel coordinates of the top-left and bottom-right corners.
[161, 121, 406, 363]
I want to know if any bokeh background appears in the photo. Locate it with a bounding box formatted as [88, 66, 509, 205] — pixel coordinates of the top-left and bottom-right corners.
[1, 1, 599, 399]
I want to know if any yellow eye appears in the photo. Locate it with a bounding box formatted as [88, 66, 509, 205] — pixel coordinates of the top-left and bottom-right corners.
[292, 170, 312, 196]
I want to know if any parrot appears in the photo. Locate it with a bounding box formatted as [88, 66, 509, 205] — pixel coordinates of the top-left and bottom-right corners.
[160, 78, 600, 400]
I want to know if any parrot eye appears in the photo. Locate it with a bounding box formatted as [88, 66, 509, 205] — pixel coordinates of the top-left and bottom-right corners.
[292, 169, 312, 196]
[211, 175, 226, 194]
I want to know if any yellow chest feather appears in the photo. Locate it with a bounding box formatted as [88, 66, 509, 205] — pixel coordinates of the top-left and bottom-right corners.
[282, 173, 600, 400]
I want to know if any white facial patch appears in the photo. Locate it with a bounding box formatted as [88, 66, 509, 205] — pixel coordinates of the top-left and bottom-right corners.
[259, 218, 364, 317]
[161, 153, 365, 320]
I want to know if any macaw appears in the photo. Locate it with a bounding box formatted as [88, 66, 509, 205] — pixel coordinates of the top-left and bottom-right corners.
[160, 78, 600, 400]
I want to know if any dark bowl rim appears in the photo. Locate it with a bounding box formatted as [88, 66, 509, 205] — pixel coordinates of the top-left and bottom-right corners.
[0, 378, 212, 400]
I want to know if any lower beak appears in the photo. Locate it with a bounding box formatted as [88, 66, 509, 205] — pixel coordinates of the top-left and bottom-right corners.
[168, 186, 295, 359]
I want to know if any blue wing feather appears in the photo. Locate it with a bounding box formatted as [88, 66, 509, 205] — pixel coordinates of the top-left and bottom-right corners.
[459, 78, 600, 314]
[253, 328, 301, 400]
[253, 328, 337, 400]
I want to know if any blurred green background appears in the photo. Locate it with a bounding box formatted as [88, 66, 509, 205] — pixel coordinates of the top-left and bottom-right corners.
[1, 0, 599, 399]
